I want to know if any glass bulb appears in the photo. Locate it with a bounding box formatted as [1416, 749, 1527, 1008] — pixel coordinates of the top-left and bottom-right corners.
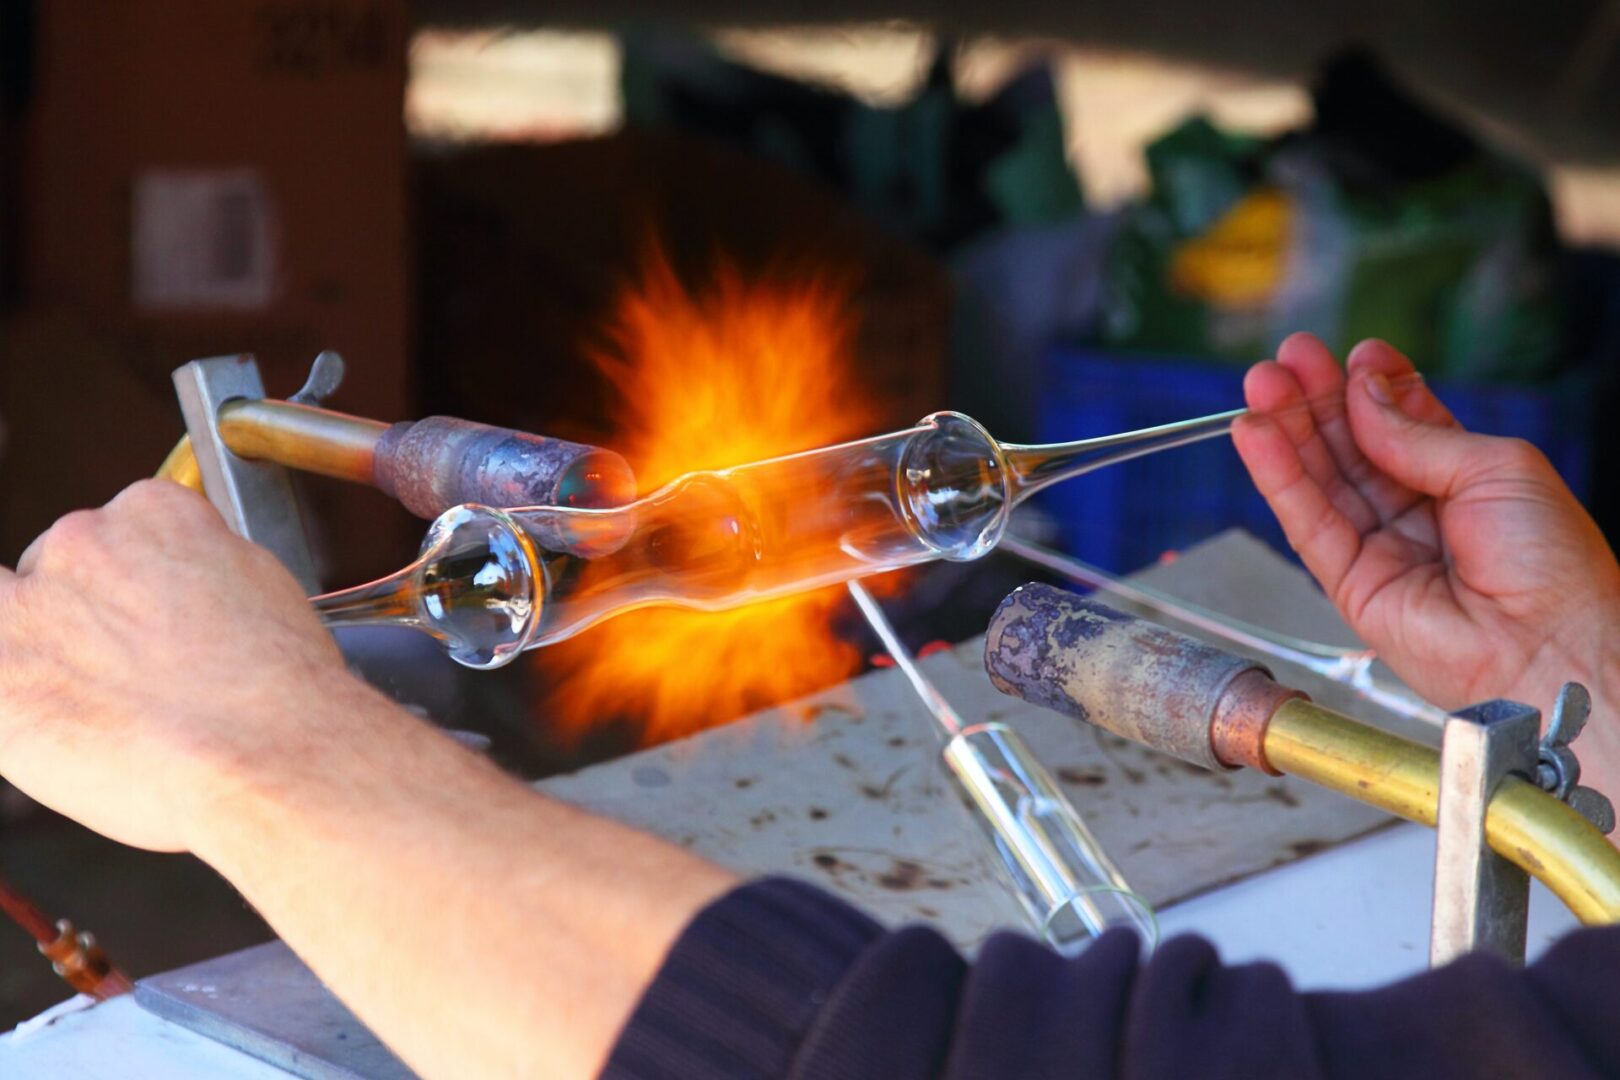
[315, 504, 541, 669]
[313, 406, 1244, 665]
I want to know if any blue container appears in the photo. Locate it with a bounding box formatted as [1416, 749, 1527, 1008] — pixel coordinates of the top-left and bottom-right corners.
[1035, 347, 1595, 574]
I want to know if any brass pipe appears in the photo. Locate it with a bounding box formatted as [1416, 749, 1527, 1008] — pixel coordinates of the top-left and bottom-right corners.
[1264, 699, 1620, 925]
[152, 397, 637, 528]
[1262, 699, 1442, 825]
[156, 437, 205, 492]
[215, 399, 386, 484]
[154, 401, 386, 490]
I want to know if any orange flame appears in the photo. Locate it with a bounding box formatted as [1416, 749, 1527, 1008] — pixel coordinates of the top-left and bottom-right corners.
[538, 247, 886, 746]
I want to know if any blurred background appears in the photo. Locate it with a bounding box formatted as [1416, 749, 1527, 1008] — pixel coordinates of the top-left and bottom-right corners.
[3, 0, 1619, 1028]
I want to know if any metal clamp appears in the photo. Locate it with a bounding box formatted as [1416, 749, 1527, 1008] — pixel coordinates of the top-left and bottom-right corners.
[173, 354, 327, 594]
[1431, 698, 1539, 966]
[287, 350, 346, 407]
[1431, 682, 1616, 967]
[1536, 683, 1616, 834]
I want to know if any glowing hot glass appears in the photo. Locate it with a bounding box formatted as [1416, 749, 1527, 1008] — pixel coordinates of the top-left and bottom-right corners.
[313, 406, 1242, 667]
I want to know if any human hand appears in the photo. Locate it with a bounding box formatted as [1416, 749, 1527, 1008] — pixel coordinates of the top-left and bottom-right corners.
[0, 482, 738, 1080]
[1232, 334, 1620, 747]
[0, 480, 361, 852]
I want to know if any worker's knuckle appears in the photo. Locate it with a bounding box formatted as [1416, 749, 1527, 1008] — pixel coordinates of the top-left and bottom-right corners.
[45, 509, 101, 551]
[117, 478, 198, 516]
[36, 510, 106, 570]
[119, 480, 229, 542]
[113, 478, 163, 504]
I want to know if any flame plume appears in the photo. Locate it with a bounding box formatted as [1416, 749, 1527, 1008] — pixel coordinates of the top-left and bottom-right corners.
[538, 247, 885, 746]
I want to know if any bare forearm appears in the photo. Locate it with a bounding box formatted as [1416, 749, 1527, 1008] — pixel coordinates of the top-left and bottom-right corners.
[0, 483, 735, 1075]
[183, 675, 735, 1080]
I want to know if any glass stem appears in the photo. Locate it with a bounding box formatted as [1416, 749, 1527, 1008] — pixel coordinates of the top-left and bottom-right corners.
[1002, 407, 1245, 503]
[312, 564, 424, 631]
[847, 580, 961, 743]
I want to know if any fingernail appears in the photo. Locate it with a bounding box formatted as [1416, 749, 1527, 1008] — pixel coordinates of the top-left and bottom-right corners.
[1364, 372, 1395, 406]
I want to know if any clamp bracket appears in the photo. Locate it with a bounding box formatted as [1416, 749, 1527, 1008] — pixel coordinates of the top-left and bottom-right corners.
[1430, 682, 1616, 967]
[1430, 698, 1540, 966]
[173, 355, 322, 594]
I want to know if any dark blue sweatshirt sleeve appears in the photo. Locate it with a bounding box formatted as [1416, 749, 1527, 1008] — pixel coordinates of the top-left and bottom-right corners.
[602, 877, 1620, 1079]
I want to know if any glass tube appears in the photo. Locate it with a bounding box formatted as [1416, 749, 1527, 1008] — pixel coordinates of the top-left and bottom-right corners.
[314, 408, 1243, 664]
[945, 724, 1158, 952]
[847, 580, 1156, 953]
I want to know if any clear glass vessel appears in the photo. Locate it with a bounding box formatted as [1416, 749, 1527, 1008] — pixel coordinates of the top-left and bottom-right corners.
[314, 504, 542, 669]
[847, 579, 1157, 953]
[313, 407, 1241, 667]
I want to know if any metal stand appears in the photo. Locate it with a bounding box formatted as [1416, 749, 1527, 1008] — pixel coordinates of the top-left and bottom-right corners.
[172, 353, 336, 595]
[1431, 684, 1615, 967]
[1431, 700, 1540, 965]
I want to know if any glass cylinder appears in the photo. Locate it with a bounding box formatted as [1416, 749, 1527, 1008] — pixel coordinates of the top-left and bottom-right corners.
[512, 411, 1014, 647]
[945, 723, 1158, 953]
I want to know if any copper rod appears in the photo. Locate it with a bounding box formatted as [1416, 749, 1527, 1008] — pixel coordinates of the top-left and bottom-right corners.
[155, 399, 384, 490]
[155, 401, 637, 528]
[0, 874, 57, 944]
[0, 874, 132, 999]
[215, 399, 386, 484]
[157, 401, 385, 488]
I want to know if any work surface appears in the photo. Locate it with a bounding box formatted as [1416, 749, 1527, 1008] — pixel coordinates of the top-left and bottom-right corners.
[0, 530, 1584, 1077]
[541, 531, 1399, 946]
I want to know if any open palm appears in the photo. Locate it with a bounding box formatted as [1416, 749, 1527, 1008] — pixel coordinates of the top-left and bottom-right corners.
[1232, 334, 1620, 720]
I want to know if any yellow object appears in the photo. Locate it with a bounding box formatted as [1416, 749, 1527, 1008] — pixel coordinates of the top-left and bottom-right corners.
[155, 438, 204, 492]
[1169, 188, 1291, 307]
[1264, 699, 1620, 926]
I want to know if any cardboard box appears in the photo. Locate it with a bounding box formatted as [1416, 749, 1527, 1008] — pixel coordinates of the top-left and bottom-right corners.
[5, 0, 414, 584]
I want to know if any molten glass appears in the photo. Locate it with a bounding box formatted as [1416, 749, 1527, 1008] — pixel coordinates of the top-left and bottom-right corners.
[313, 407, 1241, 668]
